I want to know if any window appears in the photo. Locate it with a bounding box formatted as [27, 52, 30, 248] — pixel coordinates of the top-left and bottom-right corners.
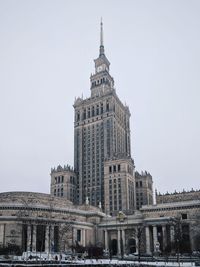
[106, 101, 109, 112]
[101, 103, 103, 114]
[77, 229, 81, 242]
[77, 112, 80, 121]
[182, 213, 188, 220]
[118, 164, 121, 172]
[83, 109, 86, 120]
[88, 107, 90, 118]
[113, 165, 116, 172]
[109, 166, 112, 173]
[140, 181, 142, 187]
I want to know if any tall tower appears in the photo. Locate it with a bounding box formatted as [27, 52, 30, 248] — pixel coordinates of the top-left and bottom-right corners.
[74, 21, 134, 212]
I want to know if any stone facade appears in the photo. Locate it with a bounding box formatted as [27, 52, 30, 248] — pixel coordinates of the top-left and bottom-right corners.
[104, 157, 135, 215]
[156, 189, 200, 204]
[0, 192, 104, 252]
[1, 192, 199, 255]
[140, 200, 200, 254]
[135, 171, 153, 210]
[1, 21, 199, 257]
[73, 22, 132, 211]
[48, 21, 153, 216]
[50, 165, 77, 203]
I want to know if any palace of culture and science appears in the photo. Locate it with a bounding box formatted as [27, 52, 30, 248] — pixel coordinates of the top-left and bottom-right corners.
[50, 21, 153, 214]
[0, 21, 199, 256]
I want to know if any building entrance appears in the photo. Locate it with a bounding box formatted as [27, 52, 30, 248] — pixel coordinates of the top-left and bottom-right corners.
[110, 239, 117, 255]
[128, 238, 136, 254]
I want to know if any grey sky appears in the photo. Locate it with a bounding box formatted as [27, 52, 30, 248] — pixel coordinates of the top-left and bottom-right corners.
[0, 0, 199, 195]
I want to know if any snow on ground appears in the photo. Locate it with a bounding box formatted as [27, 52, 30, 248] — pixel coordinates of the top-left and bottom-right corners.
[74, 259, 196, 266]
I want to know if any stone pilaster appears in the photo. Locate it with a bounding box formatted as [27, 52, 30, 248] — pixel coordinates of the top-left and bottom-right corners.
[27, 224, 32, 251]
[50, 225, 54, 252]
[45, 225, 50, 253]
[135, 228, 139, 253]
[162, 225, 167, 251]
[122, 229, 125, 255]
[153, 226, 158, 252]
[81, 229, 86, 247]
[145, 226, 151, 254]
[170, 225, 175, 244]
[32, 225, 37, 252]
[117, 229, 121, 256]
[104, 229, 108, 250]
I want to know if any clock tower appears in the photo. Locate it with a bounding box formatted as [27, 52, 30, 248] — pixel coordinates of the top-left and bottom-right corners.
[74, 20, 133, 212]
[90, 20, 114, 97]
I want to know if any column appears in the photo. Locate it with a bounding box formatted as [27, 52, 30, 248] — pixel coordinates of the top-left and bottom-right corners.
[170, 225, 175, 243]
[27, 225, 32, 251]
[135, 228, 139, 253]
[50, 225, 54, 252]
[82, 229, 86, 247]
[72, 227, 76, 245]
[189, 225, 194, 252]
[122, 229, 125, 255]
[162, 225, 167, 251]
[153, 226, 158, 252]
[117, 229, 121, 256]
[0, 224, 6, 247]
[104, 230, 108, 250]
[32, 225, 37, 252]
[145, 226, 151, 254]
[45, 225, 50, 253]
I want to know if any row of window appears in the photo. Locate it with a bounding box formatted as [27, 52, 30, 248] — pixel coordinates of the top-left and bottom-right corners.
[70, 176, 76, 185]
[54, 176, 64, 184]
[109, 164, 121, 173]
[54, 188, 63, 197]
[136, 181, 143, 187]
[91, 77, 111, 87]
[76, 101, 110, 122]
[54, 176, 76, 185]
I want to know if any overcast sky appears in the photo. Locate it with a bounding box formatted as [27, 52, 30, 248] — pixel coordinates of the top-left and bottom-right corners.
[0, 0, 199, 196]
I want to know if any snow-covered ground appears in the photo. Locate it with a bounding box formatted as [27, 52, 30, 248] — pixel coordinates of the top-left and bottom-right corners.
[73, 259, 196, 266]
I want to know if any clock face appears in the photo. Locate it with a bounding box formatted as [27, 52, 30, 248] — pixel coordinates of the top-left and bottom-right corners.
[97, 66, 102, 72]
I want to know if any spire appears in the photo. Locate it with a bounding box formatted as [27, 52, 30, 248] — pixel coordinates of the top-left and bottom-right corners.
[99, 18, 105, 56]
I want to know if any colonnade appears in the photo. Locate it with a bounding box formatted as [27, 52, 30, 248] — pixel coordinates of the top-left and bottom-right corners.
[24, 224, 87, 252]
[104, 228, 139, 256]
[145, 224, 175, 254]
[104, 224, 176, 256]
[25, 224, 55, 252]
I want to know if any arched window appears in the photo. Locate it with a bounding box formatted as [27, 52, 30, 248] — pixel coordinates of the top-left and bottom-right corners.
[83, 109, 86, 120]
[106, 101, 109, 112]
[101, 103, 103, 114]
[88, 107, 90, 118]
[77, 112, 80, 121]
[92, 106, 95, 117]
